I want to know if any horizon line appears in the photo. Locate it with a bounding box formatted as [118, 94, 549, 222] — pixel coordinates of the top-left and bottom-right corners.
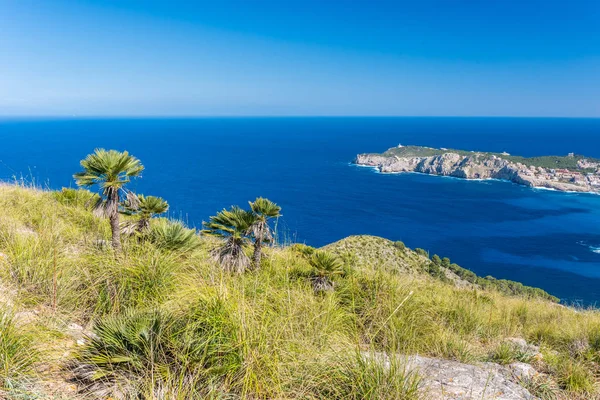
[1, 115, 599, 120]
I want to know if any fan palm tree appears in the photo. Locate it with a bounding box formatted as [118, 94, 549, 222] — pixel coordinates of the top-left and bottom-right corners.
[309, 251, 344, 292]
[122, 194, 169, 235]
[73, 149, 144, 251]
[248, 197, 281, 269]
[203, 206, 255, 273]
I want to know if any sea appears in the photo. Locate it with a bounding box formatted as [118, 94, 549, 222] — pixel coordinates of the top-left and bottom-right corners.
[1, 117, 599, 305]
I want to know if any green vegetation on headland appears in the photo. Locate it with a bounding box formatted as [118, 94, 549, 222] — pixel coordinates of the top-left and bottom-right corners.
[425, 248, 557, 302]
[0, 149, 599, 399]
[321, 235, 557, 303]
[379, 145, 600, 171]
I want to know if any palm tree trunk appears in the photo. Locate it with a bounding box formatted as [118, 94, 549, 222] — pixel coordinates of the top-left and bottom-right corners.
[110, 192, 121, 251]
[252, 240, 262, 269]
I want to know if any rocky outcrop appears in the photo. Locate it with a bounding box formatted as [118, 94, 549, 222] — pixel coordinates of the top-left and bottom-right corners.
[355, 150, 600, 193]
[366, 353, 538, 399]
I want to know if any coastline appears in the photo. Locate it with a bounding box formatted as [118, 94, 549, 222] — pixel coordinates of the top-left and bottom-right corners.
[351, 161, 600, 195]
[354, 146, 600, 195]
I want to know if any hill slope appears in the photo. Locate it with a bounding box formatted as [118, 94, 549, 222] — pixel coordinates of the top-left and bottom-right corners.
[324, 235, 558, 302]
[0, 184, 597, 399]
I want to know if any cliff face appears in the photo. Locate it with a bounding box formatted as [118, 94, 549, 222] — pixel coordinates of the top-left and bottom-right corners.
[355, 153, 520, 180]
[355, 151, 599, 193]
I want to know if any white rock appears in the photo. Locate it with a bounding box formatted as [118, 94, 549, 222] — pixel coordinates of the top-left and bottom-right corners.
[504, 337, 540, 355]
[364, 353, 537, 399]
[67, 322, 84, 332]
[508, 362, 538, 381]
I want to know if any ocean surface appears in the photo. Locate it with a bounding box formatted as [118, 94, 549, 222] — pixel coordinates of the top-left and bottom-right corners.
[1, 117, 600, 305]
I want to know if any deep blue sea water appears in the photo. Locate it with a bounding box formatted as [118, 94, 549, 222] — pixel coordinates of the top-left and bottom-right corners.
[1, 117, 600, 305]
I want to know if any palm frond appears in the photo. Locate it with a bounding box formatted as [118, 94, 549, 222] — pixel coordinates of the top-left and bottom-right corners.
[203, 206, 255, 273]
[120, 219, 150, 236]
[73, 149, 144, 190]
[216, 236, 251, 273]
[310, 251, 344, 278]
[248, 197, 280, 248]
[309, 251, 344, 292]
[91, 196, 108, 218]
[137, 195, 169, 216]
[124, 190, 141, 211]
[249, 197, 281, 218]
[120, 194, 169, 235]
[73, 149, 144, 251]
[148, 219, 199, 252]
[203, 206, 255, 237]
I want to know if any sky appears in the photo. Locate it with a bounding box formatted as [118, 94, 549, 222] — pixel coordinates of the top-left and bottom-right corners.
[0, 0, 599, 117]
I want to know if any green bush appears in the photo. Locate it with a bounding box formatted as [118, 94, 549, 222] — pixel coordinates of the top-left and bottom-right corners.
[291, 243, 316, 257]
[73, 301, 242, 398]
[148, 219, 200, 252]
[394, 241, 406, 251]
[414, 248, 428, 257]
[309, 251, 345, 292]
[427, 262, 444, 280]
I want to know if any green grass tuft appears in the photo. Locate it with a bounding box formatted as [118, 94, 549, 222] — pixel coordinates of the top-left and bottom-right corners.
[0, 310, 38, 391]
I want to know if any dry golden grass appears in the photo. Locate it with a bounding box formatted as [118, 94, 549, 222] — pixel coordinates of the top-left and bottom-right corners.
[0, 184, 598, 399]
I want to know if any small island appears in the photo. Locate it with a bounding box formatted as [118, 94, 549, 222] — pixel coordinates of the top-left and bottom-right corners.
[355, 145, 600, 193]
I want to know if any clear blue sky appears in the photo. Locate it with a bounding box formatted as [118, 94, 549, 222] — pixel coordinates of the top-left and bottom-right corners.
[1, 0, 598, 117]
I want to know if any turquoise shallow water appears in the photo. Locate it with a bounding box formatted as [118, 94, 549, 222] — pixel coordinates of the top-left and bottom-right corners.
[1, 117, 600, 304]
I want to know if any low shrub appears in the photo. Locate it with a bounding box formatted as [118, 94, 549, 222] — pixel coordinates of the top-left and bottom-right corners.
[414, 248, 428, 257]
[291, 243, 316, 257]
[148, 219, 200, 252]
[394, 241, 406, 251]
[73, 300, 242, 398]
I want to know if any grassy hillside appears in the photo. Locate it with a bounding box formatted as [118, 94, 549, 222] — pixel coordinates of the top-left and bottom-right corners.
[0, 184, 599, 399]
[325, 235, 558, 302]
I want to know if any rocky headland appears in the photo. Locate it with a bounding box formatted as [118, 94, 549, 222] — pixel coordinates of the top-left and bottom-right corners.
[355, 145, 600, 193]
